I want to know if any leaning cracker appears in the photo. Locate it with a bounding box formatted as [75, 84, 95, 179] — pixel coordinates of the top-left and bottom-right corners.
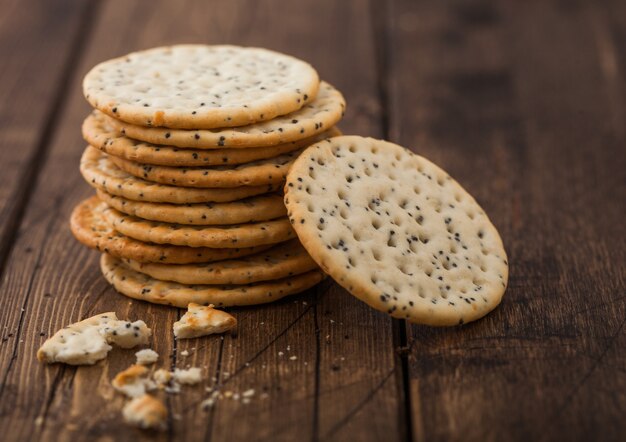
[284, 136, 508, 326]
[103, 82, 345, 148]
[83, 45, 319, 129]
[104, 206, 296, 249]
[80, 147, 280, 204]
[173, 303, 236, 339]
[123, 239, 317, 285]
[85, 110, 340, 166]
[70, 197, 271, 264]
[101, 254, 325, 308]
[96, 190, 286, 226]
[109, 147, 303, 188]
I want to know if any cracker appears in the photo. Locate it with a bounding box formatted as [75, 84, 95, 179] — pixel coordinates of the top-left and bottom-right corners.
[101, 254, 325, 308]
[80, 147, 279, 203]
[284, 136, 509, 326]
[84, 111, 341, 166]
[96, 189, 286, 226]
[173, 303, 237, 339]
[103, 82, 345, 148]
[123, 239, 317, 284]
[70, 197, 271, 264]
[83, 45, 319, 129]
[109, 147, 302, 188]
[103, 205, 296, 248]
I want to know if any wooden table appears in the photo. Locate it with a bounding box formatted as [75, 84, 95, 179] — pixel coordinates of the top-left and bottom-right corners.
[0, 0, 624, 440]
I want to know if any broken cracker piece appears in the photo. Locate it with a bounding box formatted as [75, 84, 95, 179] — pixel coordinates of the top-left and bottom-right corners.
[36, 312, 143, 365]
[173, 303, 236, 339]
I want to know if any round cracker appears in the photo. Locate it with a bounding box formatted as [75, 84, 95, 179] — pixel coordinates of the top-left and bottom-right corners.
[123, 239, 317, 285]
[80, 147, 279, 203]
[103, 82, 345, 148]
[83, 45, 320, 129]
[104, 206, 296, 249]
[101, 253, 325, 308]
[84, 111, 342, 166]
[70, 196, 271, 264]
[284, 136, 509, 326]
[109, 147, 302, 188]
[96, 189, 286, 226]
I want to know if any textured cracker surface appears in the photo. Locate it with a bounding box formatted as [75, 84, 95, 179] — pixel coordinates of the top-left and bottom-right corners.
[80, 147, 279, 203]
[84, 111, 340, 166]
[284, 136, 508, 326]
[83, 45, 319, 129]
[103, 82, 345, 148]
[70, 197, 271, 264]
[101, 254, 325, 308]
[123, 239, 317, 285]
[96, 189, 286, 226]
[109, 147, 302, 188]
[104, 205, 296, 248]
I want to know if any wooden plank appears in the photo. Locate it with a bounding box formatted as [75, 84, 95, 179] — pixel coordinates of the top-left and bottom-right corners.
[386, 0, 625, 440]
[0, 0, 91, 279]
[0, 0, 402, 441]
[0, 1, 183, 440]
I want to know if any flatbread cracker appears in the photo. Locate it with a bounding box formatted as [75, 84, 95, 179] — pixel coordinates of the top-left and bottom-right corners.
[101, 254, 325, 308]
[103, 82, 345, 148]
[123, 239, 317, 284]
[109, 147, 302, 188]
[70, 197, 271, 264]
[103, 205, 296, 248]
[80, 147, 279, 203]
[284, 136, 508, 326]
[83, 45, 319, 129]
[84, 111, 340, 166]
[96, 189, 286, 226]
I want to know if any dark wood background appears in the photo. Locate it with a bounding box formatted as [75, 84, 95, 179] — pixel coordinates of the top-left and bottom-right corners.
[0, 0, 624, 441]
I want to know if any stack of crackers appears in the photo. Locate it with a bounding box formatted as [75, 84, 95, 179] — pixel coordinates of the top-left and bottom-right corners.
[71, 45, 345, 308]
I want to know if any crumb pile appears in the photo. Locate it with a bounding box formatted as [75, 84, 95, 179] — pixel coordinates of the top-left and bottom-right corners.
[71, 45, 345, 307]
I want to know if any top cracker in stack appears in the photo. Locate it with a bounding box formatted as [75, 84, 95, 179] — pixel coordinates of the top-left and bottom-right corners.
[72, 45, 346, 308]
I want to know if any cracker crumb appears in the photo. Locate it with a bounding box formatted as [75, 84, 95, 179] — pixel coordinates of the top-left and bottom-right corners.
[123, 394, 167, 431]
[135, 348, 159, 365]
[112, 364, 156, 398]
[173, 367, 202, 385]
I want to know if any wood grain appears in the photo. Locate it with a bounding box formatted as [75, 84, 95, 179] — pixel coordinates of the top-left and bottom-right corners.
[0, 1, 401, 441]
[0, 0, 91, 282]
[386, 0, 626, 440]
[0, 0, 624, 440]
